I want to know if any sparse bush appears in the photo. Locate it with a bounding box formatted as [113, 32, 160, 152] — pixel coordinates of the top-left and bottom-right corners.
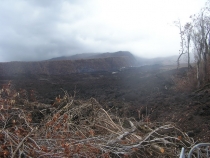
[174, 57, 210, 92]
[173, 68, 197, 92]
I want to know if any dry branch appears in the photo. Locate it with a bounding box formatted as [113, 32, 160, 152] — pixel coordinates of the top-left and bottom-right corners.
[0, 84, 198, 157]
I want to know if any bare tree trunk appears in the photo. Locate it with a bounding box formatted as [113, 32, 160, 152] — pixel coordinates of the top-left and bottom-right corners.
[177, 54, 182, 69]
[204, 41, 208, 81]
[197, 45, 202, 88]
[201, 13, 206, 82]
[187, 35, 191, 70]
[197, 60, 201, 88]
[175, 20, 185, 69]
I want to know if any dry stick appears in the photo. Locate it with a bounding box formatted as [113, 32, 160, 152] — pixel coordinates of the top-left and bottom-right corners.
[2, 130, 16, 156]
[118, 125, 177, 150]
[99, 108, 121, 131]
[107, 121, 137, 145]
[151, 143, 164, 153]
[3, 130, 18, 145]
[9, 140, 14, 156]
[28, 137, 41, 150]
[94, 124, 119, 135]
[101, 119, 121, 131]
[76, 127, 87, 139]
[11, 129, 34, 158]
[120, 126, 192, 155]
[57, 99, 74, 113]
[20, 110, 33, 130]
[130, 133, 143, 141]
[147, 137, 177, 146]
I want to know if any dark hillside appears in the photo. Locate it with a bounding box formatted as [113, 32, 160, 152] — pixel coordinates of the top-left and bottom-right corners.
[0, 55, 137, 76]
[49, 53, 101, 61]
[49, 51, 135, 61]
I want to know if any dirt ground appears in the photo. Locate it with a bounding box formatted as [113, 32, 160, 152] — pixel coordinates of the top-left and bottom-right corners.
[1, 64, 210, 142]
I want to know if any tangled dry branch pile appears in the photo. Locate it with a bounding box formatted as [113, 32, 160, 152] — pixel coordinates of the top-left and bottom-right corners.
[0, 83, 198, 157]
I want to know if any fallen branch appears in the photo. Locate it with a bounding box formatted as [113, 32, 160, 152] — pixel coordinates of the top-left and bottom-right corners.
[11, 129, 34, 158]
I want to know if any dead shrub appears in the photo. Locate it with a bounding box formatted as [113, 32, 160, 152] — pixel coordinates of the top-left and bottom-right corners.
[173, 68, 197, 92]
[0, 82, 197, 157]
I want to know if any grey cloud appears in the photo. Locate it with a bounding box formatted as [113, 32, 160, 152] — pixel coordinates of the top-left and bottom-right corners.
[0, 0, 204, 62]
[0, 0, 91, 61]
[0, 0, 150, 62]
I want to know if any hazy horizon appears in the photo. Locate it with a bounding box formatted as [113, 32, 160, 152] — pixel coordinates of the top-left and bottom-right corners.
[0, 51, 191, 64]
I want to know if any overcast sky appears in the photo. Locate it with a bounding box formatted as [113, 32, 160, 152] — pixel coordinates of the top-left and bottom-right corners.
[0, 0, 206, 62]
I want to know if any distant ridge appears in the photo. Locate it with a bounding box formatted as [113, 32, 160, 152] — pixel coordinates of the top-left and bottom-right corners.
[49, 51, 135, 61]
[50, 51, 188, 66]
[0, 51, 137, 76]
[0, 51, 188, 76]
[49, 53, 101, 61]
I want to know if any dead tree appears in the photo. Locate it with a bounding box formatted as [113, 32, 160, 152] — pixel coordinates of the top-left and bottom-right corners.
[175, 19, 186, 69]
[175, 20, 193, 70]
[184, 23, 193, 70]
[191, 10, 210, 87]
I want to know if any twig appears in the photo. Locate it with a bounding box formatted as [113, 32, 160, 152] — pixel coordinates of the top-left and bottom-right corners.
[11, 129, 34, 158]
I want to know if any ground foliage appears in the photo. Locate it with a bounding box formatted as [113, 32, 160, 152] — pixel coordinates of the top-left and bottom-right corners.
[0, 82, 201, 158]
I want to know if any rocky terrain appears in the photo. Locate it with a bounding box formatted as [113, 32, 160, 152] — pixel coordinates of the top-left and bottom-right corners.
[0, 52, 210, 157]
[0, 62, 210, 143]
[0, 52, 209, 142]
